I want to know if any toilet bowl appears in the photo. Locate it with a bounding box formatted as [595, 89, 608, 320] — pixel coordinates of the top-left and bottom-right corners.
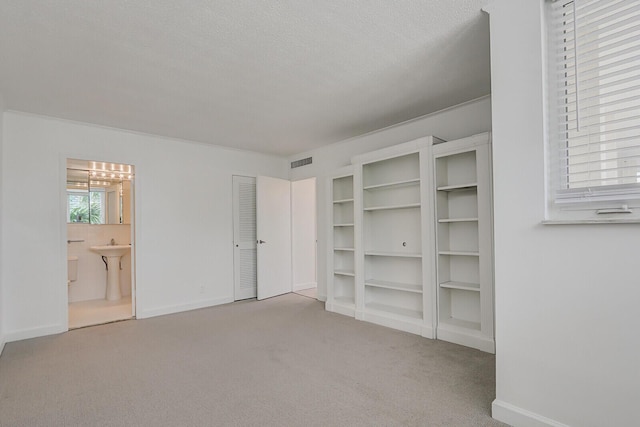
[68, 256, 78, 284]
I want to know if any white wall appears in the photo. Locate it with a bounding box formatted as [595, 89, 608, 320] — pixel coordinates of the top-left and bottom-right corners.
[291, 178, 316, 291]
[1, 112, 288, 342]
[289, 96, 492, 300]
[0, 99, 5, 355]
[67, 224, 132, 302]
[488, 2, 640, 426]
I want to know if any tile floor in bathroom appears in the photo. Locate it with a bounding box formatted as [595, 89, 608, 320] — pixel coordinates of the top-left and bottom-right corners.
[68, 296, 133, 329]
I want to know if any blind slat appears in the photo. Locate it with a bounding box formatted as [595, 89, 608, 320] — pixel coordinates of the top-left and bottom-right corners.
[556, 20, 640, 54]
[556, 59, 640, 92]
[556, 103, 640, 128]
[561, 72, 640, 99]
[554, 2, 640, 38]
[554, 92, 640, 115]
[555, 133, 640, 154]
[556, 53, 640, 86]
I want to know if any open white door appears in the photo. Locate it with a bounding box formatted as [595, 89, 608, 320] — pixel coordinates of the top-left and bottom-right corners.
[257, 176, 292, 300]
[233, 176, 257, 300]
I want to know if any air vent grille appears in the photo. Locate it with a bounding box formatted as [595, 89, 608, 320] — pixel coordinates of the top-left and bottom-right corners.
[291, 157, 312, 169]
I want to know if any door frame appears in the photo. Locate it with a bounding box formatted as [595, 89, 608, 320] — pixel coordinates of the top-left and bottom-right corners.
[291, 177, 318, 294]
[60, 156, 138, 330]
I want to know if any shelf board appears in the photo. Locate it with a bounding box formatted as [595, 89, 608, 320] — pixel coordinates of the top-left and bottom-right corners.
[333, 198, 354, 204]
[334, 247, 355, 252]
[363, 202, 420, 211]
[437, 182, 477, 192]
[363, 178, 420, 191]
[365, 302, 422, 320]
[333, 223, 354, 227]
[439, 316, 481, 331]
[365, 279, 422, 294]
[437, 217, 478, 223]
[438, 250, 479, 257]
[365, 251, 422, 258]
[439, 281, 480, 292]
[334, 270, 355, 277]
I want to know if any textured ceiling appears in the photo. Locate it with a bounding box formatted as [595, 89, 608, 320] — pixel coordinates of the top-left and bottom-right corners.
[0, 1, 491, 156]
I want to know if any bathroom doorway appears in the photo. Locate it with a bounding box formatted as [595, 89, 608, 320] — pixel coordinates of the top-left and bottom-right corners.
[66, 159, 136, 329]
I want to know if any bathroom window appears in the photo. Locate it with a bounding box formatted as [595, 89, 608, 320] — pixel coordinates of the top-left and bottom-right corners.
[67, 189, 106, 224]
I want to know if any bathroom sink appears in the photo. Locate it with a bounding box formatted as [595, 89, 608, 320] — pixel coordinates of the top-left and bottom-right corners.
[90, 245, 131, 301]
[90, 245, 131, 257]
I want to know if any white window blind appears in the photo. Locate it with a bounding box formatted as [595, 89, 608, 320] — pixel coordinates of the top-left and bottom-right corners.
[548, 0, 640, 206]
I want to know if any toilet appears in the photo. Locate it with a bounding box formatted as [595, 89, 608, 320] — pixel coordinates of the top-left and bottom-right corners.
[68, 256, 78, 285]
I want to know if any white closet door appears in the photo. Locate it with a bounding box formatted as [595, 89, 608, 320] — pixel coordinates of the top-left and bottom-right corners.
[256, 176, 292, 300]
[233, 176, 257, 300]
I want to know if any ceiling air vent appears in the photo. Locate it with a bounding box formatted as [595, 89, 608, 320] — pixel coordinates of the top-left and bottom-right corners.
[291, 157, 312, 169]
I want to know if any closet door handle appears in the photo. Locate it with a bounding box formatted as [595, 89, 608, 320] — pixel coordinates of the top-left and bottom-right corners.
[258, 240, 266, 244]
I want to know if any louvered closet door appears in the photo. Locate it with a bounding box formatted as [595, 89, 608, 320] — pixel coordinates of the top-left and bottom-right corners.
[233, 176, 257, 300]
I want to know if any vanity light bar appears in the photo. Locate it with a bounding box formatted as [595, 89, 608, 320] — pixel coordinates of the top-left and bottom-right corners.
[68, 181, 120, 187]
[89, 170, 133, 180]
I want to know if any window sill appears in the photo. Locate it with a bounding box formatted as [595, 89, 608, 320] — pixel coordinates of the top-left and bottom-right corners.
[542, 219, 640, 225]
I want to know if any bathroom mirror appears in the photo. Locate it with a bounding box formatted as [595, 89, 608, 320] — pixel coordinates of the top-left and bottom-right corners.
[66, 159, 134, 225]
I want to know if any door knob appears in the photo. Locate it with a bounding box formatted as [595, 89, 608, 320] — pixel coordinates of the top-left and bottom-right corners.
[258, 240, 266, 244]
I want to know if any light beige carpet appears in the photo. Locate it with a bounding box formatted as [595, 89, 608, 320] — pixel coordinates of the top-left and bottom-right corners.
[0, 293, 505, 427]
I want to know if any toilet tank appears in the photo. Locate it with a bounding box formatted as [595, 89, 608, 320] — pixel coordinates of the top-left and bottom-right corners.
[68, 256, 78, 282]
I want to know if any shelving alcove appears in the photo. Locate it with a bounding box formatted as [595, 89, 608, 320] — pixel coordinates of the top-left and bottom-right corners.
[430, 133, 494, 353]
[325, 166, 357, 317]
[351, 136, 443, 338]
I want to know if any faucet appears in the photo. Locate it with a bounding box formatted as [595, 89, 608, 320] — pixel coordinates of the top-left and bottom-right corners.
[110, 238, 116, 246]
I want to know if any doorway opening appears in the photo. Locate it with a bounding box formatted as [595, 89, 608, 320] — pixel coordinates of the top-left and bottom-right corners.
[232, 175, 317, 301]
[66, 159, 136, 329]
[291, 177, 317, 299]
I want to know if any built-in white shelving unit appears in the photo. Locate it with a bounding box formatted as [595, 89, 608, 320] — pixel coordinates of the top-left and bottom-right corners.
[432, 133, 494, 353]
[325, 133, 494, 353]
[352, 136, 441, 338]
[326, 167, 357, 317]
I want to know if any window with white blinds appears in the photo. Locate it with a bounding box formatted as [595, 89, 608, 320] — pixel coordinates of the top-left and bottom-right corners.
[547, 0, 640, 210]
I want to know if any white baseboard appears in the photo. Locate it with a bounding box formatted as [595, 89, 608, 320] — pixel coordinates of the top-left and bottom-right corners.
[362, 310, 424, 336]
[317, 293, 327, 302]
[492, 400, 569, 427]
[137, 296, 234, 319]
[420, 326, 435, 339]
[326, 302, 355, 317]
[437, 327, 495, 354]
[4, 324, 66, 344]
[292, 282, 317, 292]
[0, 338, 5, 357]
